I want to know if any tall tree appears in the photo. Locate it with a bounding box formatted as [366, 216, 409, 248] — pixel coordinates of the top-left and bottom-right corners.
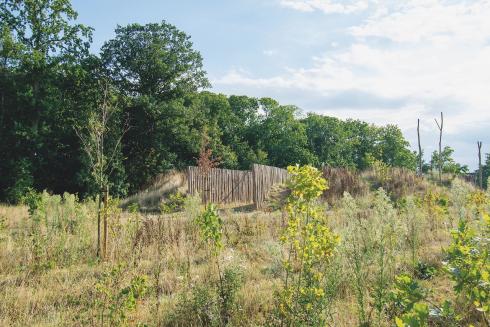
[101, 21, 210, 191]
[0, 0, 92, 133]
[0, 0, 92, 202]
[376, 124, 417, 170]
[101, 21, 209, 99]
[303, 113, 355, 168]
[258, 100, 317, 167]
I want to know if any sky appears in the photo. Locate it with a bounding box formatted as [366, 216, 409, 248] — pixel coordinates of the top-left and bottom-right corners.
[72, 0, 490, 170]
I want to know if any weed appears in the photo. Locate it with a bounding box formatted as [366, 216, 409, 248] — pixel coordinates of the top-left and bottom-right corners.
[92, 263, 148, 326]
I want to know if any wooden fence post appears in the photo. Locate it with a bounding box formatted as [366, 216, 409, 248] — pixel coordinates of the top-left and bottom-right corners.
[252, 164, 258, 209]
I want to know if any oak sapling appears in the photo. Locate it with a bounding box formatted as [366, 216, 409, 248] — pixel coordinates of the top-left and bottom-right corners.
[275, 165, 339, 326]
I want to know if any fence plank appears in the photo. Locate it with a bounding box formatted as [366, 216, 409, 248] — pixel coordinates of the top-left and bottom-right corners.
[187, 164, 288, 207]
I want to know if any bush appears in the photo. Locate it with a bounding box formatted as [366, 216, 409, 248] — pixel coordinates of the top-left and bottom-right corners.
[91, 263, 148, 326]
[17, 190, 94, 271]
[168, 285, 220, 327]
[274, 165, 339, 326]
[444, 214, 490, 324]
[160, 191, 187, 213]
[388, 274, 431, 327]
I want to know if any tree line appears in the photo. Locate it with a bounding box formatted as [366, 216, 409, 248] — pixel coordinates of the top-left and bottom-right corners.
[0, 0, 481, 203]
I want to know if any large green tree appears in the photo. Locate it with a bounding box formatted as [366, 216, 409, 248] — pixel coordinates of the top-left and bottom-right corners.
[100, 21, 211, 191]
[303, 113, 355, 168]
[101, 21, 209, 99]
[0, 0, 93, 202]
[376, 124, 417, 170]
[258, 100, 318, 167]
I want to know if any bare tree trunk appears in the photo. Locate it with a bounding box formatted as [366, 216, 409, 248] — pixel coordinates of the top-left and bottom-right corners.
[103, 185, 109, 259]
[96, 193, 101, 258]
[478, 141, 483, 189]
[435, 112, 444, 184]
[417, 119, 422, 176]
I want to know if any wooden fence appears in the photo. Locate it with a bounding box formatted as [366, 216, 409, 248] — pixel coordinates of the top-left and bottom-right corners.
[187, 167, 254, 204]
[251, 164, 289, 208]
[187, 164, 288, 208]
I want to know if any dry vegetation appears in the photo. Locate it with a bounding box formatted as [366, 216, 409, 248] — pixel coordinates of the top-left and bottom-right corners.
[0, 169, 489, 326]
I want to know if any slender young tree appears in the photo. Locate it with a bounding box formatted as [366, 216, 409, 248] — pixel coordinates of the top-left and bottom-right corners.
[75, 80, 128, 258]
[478, 141, 483, 189]
[434, 112, 444, 183]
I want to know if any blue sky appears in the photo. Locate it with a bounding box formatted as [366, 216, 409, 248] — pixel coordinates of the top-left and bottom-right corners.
[72, 0, 490, 169]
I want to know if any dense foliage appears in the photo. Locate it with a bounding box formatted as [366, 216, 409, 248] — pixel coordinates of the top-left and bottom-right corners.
[1, 0, 431, 202]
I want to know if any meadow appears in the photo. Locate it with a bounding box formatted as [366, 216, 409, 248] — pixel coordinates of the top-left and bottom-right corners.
[1, 166, 489, 326]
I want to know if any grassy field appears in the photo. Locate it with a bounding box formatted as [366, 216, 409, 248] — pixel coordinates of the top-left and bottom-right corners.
[0, 169, 488, 326]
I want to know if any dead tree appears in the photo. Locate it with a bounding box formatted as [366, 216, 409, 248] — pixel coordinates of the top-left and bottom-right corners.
[197, 130, 221, 174]
[478, 141, 483, 189]
[434, 112, 444, 183]
[417, 119, 423, 176]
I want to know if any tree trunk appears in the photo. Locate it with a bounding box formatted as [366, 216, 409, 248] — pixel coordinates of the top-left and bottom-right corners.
[96, 192, 101, 258]
[417, 119, 422, 176]
[435, 112, 444, 184]
[103, 185, 109, 259]
[478, 141, 483, 189]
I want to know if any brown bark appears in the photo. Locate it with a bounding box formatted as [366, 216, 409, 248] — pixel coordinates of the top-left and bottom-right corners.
[417, 119, 422, 176]
[478, 141, 483, 189]
[434, 112, 444, 183]
[103, 185, 109, 259]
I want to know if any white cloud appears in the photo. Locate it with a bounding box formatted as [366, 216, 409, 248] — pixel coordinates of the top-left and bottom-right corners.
[279, 0, 369, 14]
[218, 0, 490, 130]
[215, 0, 490, 167]
[351, 0, 490, 44]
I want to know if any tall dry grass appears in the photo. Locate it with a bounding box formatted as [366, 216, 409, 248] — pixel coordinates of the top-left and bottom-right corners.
[0, 175, 486, 326]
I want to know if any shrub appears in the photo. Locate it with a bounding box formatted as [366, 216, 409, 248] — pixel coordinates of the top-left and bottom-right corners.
[168, 285, 220, 327]
[444, 214, 490, 324]
[389, 274, 427, 316]
[388, 274, 430, 327]
[195, 203, 223, 255]
[17, 191, 93, 271]
[195, 203, 243, 325]
[92, 263, 148, 326]
[160, 191, 187, 213]
[219, 266, 244, 325]
[342, 188, 402, 326]
[274, 165, 339, 326]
